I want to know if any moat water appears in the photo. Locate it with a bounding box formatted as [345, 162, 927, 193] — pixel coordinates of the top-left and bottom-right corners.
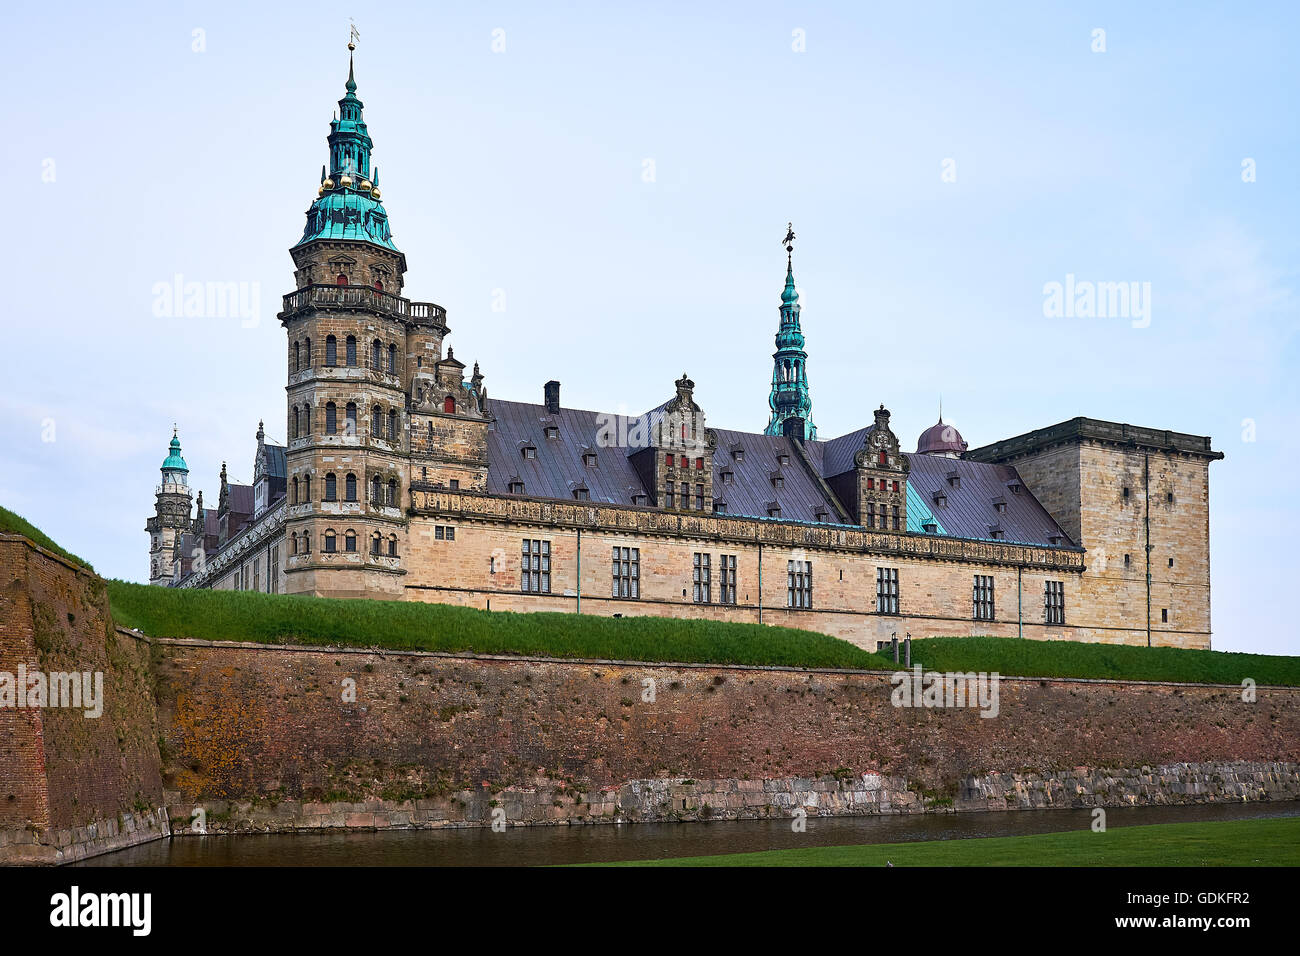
[75, 802, 1299, 866]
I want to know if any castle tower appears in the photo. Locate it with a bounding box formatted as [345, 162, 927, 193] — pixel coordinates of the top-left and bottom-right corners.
[145, 428, 193, 584]
[278, 43, 483, 598]
[764, 224, 816, 441]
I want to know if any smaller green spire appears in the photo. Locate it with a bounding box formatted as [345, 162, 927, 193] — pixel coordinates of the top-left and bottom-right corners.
[162, 427, 189, 474]
[346, 52, 357, 93]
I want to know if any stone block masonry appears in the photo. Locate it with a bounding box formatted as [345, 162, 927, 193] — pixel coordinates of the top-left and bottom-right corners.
[0, 537, 167, 864]
[151, 635, 1300, 833]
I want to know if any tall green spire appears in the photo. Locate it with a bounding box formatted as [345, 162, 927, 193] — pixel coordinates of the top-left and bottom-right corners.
[764, 224, 817, 441]
[295, 44, 398, 251]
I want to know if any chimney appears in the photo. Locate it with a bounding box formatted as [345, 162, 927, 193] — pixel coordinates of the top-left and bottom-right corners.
[544, 380, 561, 414]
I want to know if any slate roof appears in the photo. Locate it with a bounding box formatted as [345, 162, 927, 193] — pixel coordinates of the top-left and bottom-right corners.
[225, 483, 254, 516]
[709, 428, 848, 524]
[485, 400, 652, 506]
[480, 398, 1074, 548]
[263, 444, 287, 479]
[904, 454, 1073, 547]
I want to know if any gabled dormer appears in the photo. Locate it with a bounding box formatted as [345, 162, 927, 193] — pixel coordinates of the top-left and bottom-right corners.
[627, 372, 717, 511]
[851, 405, 910, 530]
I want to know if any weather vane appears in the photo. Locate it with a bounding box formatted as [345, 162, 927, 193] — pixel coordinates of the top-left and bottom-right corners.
[783, 222, 795, 255]
[349, 19, 360, 50]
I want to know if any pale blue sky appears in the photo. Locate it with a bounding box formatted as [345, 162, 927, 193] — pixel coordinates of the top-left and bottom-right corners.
[2, 2, 1295, 653]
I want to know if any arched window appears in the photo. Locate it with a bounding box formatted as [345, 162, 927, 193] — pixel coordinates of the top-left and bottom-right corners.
[324, 473, 337, 501]
[371, 474, 382, 503]
[387, 478, 398, 506]
[387, 409, 397, 440]
[336, 274, 348, 286]
[372, 404, 383, 437]
[371, 339, 382, 371]
[345, 402, 357, 435]
[345, 335, 357, 367]
[371, 532, 382, 555]
[303, 473, 312, 501]
[344, 530, 357, 553]
[345, 472, 357, 502]
[388, 344, 397, 373]
[325, 402, 337, 434]
[388, 534, 398, 558]
[427, 422, 433, 443]
[304, 337, 311, 366]
[291, 476, 299, 504]
[325, 335, 337, 366]
[293, 341, 300, 372]
[323, 529, 337, 552]
[289, 406, 297, 440]
[374, 279, 383, 291]
[289, 533, 297, 555]
[443, 396, 456, 414]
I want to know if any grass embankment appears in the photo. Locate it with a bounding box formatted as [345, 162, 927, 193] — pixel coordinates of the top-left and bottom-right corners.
[108, 580, 1300, 679]
[105, 580, 879, 669]
[868, 636, 1300, 687]
[599, 817, 1300, 867]
[0, 505, 93, 571]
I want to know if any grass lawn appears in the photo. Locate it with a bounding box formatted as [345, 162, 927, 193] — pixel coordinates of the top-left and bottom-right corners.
[596, 817, 1300, 867]
[105, 579, 880, 669]
[869, 636, 1300, 687]
[0, 505, 93, 571]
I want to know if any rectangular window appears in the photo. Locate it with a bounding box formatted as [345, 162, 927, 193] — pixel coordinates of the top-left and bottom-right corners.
[891, 505, 900, 530]
[866, 506, 875, 529]
[435, 526, 445, 540]
[694, 484, 704, 511]
[1045, 580, 1065, 625]
[692, 553, 711, 604]
[787, 560, 812, 608]
[521, 539, 551, 593]
[253, 559, 260, 593]
[612, 546, 639, 599]
[719, 554, 737, 605]
[876, 567, 899, 615]
[973, 575, 995, 621]
[446, 527, 455, 541]
[664, 481, 674, 508]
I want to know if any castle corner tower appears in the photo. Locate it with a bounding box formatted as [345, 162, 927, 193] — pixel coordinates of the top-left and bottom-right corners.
[145, 428, 193, 584]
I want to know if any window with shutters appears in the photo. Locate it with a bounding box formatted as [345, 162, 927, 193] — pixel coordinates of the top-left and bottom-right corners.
[787, 560, 812, 608]
[1045, 581, 1065, 625]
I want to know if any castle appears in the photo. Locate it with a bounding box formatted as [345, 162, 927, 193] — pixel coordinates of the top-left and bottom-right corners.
[146, 51, 1224, 650]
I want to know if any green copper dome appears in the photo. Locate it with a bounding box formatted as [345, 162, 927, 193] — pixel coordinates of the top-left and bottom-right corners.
[162, 430, 188, 473]
[295, 53, 399, 252]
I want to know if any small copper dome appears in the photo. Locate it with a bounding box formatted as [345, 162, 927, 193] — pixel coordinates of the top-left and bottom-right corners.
[917, 418, 968, 457]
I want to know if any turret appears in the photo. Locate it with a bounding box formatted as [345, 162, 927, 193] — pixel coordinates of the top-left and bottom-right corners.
[145, 428, 193, 585]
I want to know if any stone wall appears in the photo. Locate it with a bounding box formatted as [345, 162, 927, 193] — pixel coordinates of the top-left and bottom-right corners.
[151, 636, 1299, 833]
[0, 536, 166, 864]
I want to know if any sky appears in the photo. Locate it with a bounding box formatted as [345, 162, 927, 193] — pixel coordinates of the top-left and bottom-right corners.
[1, 1, 1295, 654]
